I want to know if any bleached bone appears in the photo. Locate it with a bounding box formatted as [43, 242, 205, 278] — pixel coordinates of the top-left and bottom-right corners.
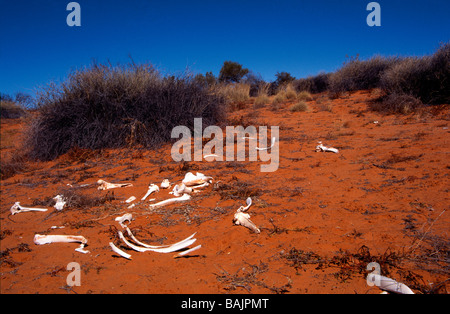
[174, 244, 202, 258]
[141, 184, 159, 201]
[233, 212, 260, 234]
[53, 195, 66, 211]
[255, 137, 276, 151]
[236, 197, 252, 213]
[368, 274, 414, 294]
[160, 179, 170, 189]
[109, 242, 132, 260]
[182, 172, 213, 187]
[10, 202, 48, 215]
[315, 141, 339, 153]
[148, 193, 191, 209]
[125, 227, 196, 249]
[97, 179, 133, 190]
[33, 234, 89, 254]
[171, 183, 193, 197]
[115, 213, 133, 228]
[118, 231, 196, 253]
[125, 196, 136, 203]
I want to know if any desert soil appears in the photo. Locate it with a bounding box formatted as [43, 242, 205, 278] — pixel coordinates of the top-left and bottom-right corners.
[1, 90, 448, 294]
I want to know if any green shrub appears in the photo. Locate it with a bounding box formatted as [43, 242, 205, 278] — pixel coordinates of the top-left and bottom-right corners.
[25, 62, 226, 161]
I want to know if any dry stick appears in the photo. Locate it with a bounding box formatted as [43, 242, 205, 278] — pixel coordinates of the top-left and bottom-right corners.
[409, 208, 447, 254]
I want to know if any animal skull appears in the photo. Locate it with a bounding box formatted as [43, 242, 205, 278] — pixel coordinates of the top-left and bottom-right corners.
[53, 195, 66, 211]
[97, 179, 133, 190]
[233, 197, 260, 233]
[182, 172, 213, 187]
[315, 141, 339, 153]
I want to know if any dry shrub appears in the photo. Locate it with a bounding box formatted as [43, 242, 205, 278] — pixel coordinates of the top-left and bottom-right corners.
[0, 100, 27, 119]
[289, 101, 309, 112]
[25, 62, 226, 161]
[216, 83, 250, 110]
[297, 91, 313, 101]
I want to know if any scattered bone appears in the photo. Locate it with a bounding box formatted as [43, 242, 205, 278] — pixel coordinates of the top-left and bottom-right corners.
[233, 197, 260, 233]
[33, 234, 89, 254]
[109, 242, 132, 260]
[125, 196, 136, 203]
[174, 244, 202, 258]
[255, 137, 276, 151]
[160, 179, 170, 189]
[118, 230, 197, 253]
[141, 184, 159, 201]
[171, 183, 193, 197]
[53, 195, 66, 211]
[125, 227, 196, 249]
[234, 212, 260, 234]
[182, 172, 213, 187]
[97, 179, 133, 190]
[368, 274, 414, 294]
[10, 202, 48, 215]
[115, 213, 133, 228]
[315, 141, 339, 153]
[148, 193, 191, 209]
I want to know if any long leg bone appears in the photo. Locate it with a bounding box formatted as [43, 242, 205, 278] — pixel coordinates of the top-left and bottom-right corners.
[97, 179, 133, 190]
[33, 234, 89, 254]
[141, 184, 160, 200]
[148, 193, 191, 209]
[109, 242, 132, 260]
[368, 274, 414, 294]
[315, 141, 339, 153]
[10, 202, 48, 215]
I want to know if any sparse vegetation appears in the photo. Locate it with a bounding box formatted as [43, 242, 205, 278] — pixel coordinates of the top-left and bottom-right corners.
[24, 62, 227, 161]
[289, 101, 309, 112]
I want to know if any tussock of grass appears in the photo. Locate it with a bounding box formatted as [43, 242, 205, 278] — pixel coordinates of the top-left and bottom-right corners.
[289, 101, 309, 112]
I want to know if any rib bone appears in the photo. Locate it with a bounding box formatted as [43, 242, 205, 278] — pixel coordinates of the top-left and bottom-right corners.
[118, 231, 196, 253]
[148, 193, 191, 209]
[125, 227, 196, 249]
[97, 179, 133, 190]
[174, 244, 202, 258]
[141, 184, 159, 201]
[10, 202, 48, 215]
[33, 234, 89, 254]
[109, 242, 132, 260]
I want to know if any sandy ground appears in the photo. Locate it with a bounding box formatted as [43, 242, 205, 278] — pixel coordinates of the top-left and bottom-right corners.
[1, 90, 449, 294]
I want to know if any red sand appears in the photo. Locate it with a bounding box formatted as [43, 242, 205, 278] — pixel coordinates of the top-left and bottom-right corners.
[1, 90, 448, 294]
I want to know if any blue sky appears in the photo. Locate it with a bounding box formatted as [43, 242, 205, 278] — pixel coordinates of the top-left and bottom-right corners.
[1, 0, 449, 97]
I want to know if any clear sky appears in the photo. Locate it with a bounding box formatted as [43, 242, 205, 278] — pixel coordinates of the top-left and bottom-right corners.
[1, 0, 449, 97]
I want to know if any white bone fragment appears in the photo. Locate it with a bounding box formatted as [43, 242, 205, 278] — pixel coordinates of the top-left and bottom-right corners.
[315, 141, 339, 153]
[368, 274, 414, 294]
[127, 203, 136, 209]
[115, 213, 133, 228]
[233, 212, 260, 234]
[141, 184, 159, 200]
[160, 179, 170, 189]
[118, 231, 196, 253]
[33, 234, 89, 254]
[125, 196, 136, 203]
[53, 195, 66, 211]
[10, 202, 48, 215]
[109, 242, 132, 260]
[97, 179, 133, 190]
[182, 172, 213, 187]
[255, 137, 276, 151]
[148, 193, 191, 209]
[174, 245, 202, 258]
[125, 227, 196, 249]
[236, 197, 252, 213]
[171, 183, 193, 197]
